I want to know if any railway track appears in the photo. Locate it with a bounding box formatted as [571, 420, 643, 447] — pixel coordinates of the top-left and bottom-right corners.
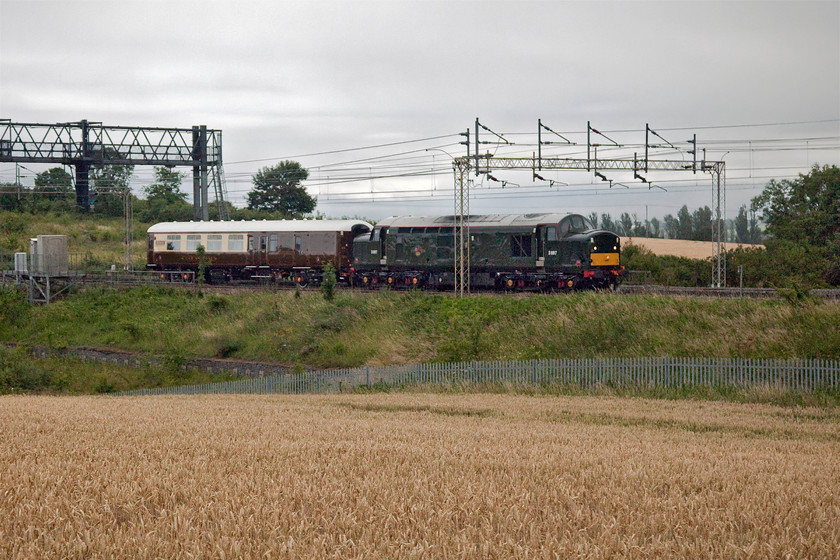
[65, 273, 840, 300]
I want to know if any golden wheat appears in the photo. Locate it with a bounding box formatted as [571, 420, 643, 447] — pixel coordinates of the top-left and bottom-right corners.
[1, 393, 838, 559]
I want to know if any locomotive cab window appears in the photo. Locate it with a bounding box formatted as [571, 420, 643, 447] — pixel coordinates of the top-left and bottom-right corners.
[546, 226, 558, 242]
[510, 234, 532, 257]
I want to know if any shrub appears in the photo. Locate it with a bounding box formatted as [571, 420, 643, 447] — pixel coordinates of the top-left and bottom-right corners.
[0, 286, 29, 331]
[206, 295, 228, 314]
[320, 262, 337, 302]
[213, 336, 241, 358]
[0, 347, 53, 393]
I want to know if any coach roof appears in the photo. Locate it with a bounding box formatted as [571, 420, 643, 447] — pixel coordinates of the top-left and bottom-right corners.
[148, 220, 373, 234]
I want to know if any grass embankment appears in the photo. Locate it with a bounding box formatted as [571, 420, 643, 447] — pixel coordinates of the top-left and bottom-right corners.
[3, 286, 839, 367]
[3, 286, 839, 396]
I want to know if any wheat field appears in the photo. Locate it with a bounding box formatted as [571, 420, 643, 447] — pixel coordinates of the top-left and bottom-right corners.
[1, 393, 838, 559]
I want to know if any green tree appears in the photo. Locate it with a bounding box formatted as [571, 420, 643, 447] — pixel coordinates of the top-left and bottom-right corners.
[752, 164, 839, 247]
[748, 209, 762, 244]
[691, 206, 713, 241]
[752, 164, 840, 286]
[34, 167, 73, 192]
[734, 205, 750, 244]
[144, 167, 187, 203]
[600, 213, 618, 234]
[0, 182, 26, 212]
[676, 205, 693, 240]
[663, 214, 678, 239]
[91, 158, 134, 216]
[619, 213, 633, 236]
[246, 161, 316, 215]
[138, 167, 192, 222]
[32, 167, 74, 212]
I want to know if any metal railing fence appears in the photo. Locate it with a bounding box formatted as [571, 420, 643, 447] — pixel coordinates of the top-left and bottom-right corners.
[113, 357, 840, 397]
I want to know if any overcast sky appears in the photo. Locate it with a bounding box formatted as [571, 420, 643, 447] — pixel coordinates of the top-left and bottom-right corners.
[1, 0, 838, 222]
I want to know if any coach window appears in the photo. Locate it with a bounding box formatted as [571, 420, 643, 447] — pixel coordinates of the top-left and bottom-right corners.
[166, 235, 181, 251]
[228, 234, 244, 252]
[260, 236, 267, 251]
[186, 234, 202, 251]
[269, 234, 278, 252]
[295, 235, 302, 253]
[248, 236, 255, 252]
[207, 235, 222, 252]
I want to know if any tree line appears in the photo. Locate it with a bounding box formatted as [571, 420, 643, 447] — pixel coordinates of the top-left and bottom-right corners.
[0, 160, 317, 222]
[621, 164, 839, 288]
[590, 204, 762, 244]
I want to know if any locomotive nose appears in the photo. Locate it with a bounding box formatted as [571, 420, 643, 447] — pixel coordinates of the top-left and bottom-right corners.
[589, 233, 620, 267]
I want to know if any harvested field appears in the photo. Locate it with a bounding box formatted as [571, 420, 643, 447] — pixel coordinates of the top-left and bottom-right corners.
[622, 236, 764, 259]
[2, 393, 839, 559]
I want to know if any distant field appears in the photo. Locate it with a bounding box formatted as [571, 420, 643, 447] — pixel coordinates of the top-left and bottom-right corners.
[2, 393, 838, 558]
[622, 236, 764, 259]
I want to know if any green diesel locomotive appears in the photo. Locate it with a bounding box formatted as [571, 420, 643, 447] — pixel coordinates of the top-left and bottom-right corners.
[353, 213, 623, 291]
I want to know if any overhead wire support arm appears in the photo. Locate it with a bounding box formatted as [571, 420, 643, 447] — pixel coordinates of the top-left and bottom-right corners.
[646, 124, 678, 150]
[474, 118, 510, 176]
[587, 121, 621, 171]
[538, 118, 575, 171]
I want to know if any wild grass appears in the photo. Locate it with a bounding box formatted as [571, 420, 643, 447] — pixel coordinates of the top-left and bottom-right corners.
[0, 211, 149, 269]
[2, 287, 839, 368]
[0, 345, 238, 395]
[1, 393, 838, 558]
[362, 380, 840, 408]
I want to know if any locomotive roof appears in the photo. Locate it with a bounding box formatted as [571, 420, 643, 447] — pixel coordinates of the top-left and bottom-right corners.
[148, 219, 373, 234]
[376, 213, 580, 228]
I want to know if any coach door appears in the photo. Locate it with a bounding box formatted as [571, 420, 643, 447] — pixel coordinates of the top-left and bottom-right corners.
[248, 234, 268, 266]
